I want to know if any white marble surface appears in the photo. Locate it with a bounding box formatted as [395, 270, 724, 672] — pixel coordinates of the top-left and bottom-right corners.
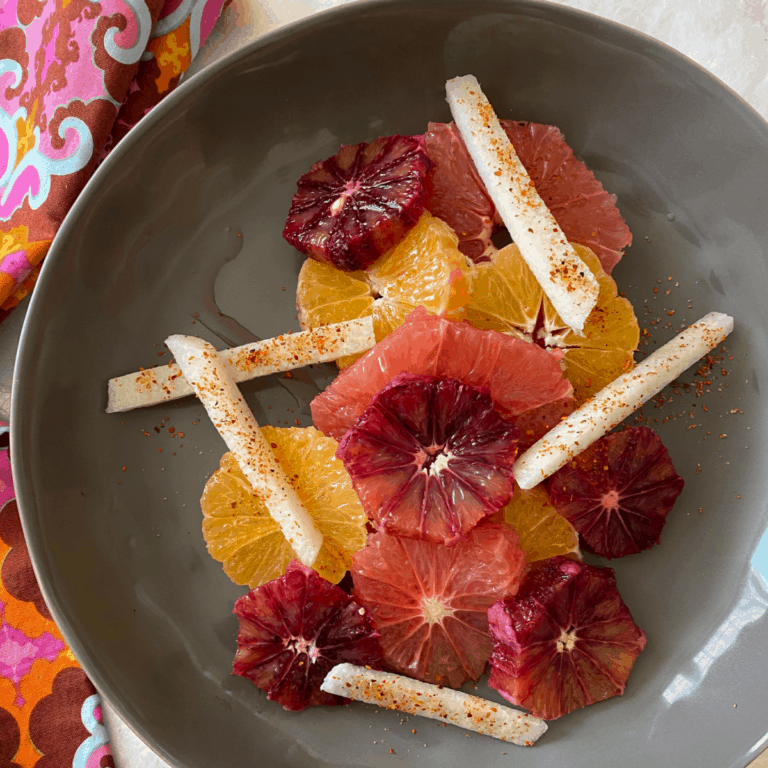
[14, 0, 768, 765]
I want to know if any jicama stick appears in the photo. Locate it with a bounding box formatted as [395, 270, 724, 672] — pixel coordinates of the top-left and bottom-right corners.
[106, 316, 375, 413]
[321, 664, 547, 746]
[446, 75, 599, 333]
[514, 311, 734, 489]
[165, 334, 323, 566]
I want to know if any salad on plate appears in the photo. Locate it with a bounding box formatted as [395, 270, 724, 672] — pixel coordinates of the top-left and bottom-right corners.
[107, 75, 733, 748]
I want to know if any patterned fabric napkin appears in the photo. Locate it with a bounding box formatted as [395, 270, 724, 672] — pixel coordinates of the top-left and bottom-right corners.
[0, 0, 227, 763]
[0, 0, 227, 321]
[0, 431, 111, 767]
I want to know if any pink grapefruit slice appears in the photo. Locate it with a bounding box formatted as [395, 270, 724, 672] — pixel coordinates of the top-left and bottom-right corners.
[547, 426, 685, 559]
[311, 307, 572, 441]
[352, 525, 527, 688]
[423, 121, 632, 273]
[336, 373, 519, 544]
[488, 556, 646, 719]
[232, 561, 381, 711]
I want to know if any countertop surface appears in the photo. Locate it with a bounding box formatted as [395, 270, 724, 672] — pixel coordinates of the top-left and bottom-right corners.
[2, 0, 767, 766]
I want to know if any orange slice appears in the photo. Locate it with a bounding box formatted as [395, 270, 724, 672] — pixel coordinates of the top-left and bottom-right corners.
[465, 242, 638, 404]
[200, 426, 366, 587]
[297, 212, 474, 368]
[498, 484, 580, 564]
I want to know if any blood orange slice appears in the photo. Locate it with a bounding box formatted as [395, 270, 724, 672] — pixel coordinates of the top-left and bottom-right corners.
[513, 396, 575, 453]
[351, 525, 527, 688]
[337, 373, 519, 544]
[547, 426, 685, 559]
[488, 556, 646, 719]
[311, 307, 572, 441]
[424, 121, 632, 273]
[233, 561, 381, 711]
[283, 135, 431, 271]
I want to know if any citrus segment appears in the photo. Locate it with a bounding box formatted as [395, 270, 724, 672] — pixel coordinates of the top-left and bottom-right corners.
[233, 561, 382, 711]
[311, 307, 572, 441]
[498, 484, 580, 564]
[547, 426, 685, 559]
[337, 373, 519, 544]
[368, 211, 473, 317]
[200, 427, 366, 587]
[423, 121, 497, 262]
[283, 135, 431, 271]
[424, 121, 632, 273]
[296, 213, 474, 368]
[488, 557, 646, 720]
[352, 525, 527, 688]
[465, 243, 639, 404]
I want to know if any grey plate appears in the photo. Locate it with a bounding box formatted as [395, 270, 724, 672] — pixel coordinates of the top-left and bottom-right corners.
[11, 0, 768, 766]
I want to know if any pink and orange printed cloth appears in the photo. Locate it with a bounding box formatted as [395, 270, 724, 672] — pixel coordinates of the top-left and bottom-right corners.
[0, 0, 227, 319]
[0, 0, 227, 763]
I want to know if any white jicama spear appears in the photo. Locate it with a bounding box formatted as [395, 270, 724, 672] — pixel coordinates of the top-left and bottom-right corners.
[514, 311, 734, 489]
[321, 664, 547, 746]
[165, 334, 323, 566]
[446, 75, 599, 333]
[106, 317, 375, 413]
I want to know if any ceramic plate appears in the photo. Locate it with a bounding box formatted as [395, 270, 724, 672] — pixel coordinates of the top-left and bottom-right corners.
[12, 1, 768, 766]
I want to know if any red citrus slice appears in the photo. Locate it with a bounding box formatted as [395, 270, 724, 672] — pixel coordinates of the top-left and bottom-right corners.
[513, 396, 575, 453]
[232, 561, 381, 711]
[311, 306, 572, 441]
[547, 426, 685, 559]
[423, 121, 497, 262]
[423, 121, 632, 273]
[336, 373, 519, 544]
[488, 556, 647, 719]
[352, 525, 527, 688]
[282, 135, 431, 271]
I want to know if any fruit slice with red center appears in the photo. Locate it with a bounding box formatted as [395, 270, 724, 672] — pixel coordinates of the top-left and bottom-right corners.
[547, 426, 685, 559]
[513, 396, 575, 453]
[488, 556, 646, 719]
[283, 135, 431, 271]
[311, 306, 572, 441]
[232, 560, 381, 711]
[352, 525, 527, 688]
[423, 121, 632, 272]
[336, 372, 519, 544]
